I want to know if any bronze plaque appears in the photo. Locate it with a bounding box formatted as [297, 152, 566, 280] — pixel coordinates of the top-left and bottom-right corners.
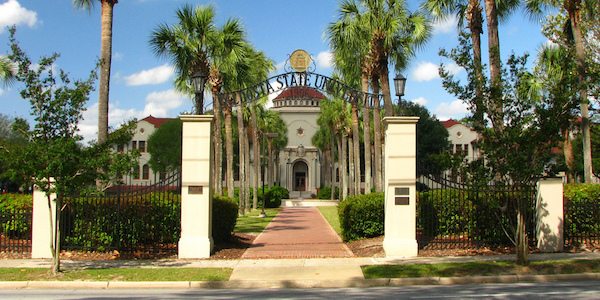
[395, 197, 409, 205]
[189, 186, 203, 195]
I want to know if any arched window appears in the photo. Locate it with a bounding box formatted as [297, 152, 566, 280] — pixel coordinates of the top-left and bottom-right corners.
[142, 164, 150, 180]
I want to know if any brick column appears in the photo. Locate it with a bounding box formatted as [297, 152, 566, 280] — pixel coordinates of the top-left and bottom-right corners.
[178, 115, 214, 259]
[382, 117, 419, 258]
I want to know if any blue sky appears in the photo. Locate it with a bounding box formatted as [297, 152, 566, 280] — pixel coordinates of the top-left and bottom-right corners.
[0, 0, 550, 142]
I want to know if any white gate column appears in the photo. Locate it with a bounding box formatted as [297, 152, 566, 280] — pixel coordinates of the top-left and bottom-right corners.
[178, 115, 213, 259]
[31, 180, 56, 259]
[536, 177, 564, 252]
[383, 117, 419, 258]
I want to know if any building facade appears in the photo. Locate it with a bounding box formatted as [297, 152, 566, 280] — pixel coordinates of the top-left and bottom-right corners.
[441, 119, 480, 163]
[271, 87, 325, 197]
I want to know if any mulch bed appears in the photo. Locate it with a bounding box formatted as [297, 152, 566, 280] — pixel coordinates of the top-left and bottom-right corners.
[2, 234, 597, 260]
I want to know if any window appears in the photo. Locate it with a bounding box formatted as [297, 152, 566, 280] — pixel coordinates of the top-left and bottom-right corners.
[139, 141, 146, 153]
[133, 166, 140, 180]
[142, 164, 150, 180]
[159, 171, 166, 181]
[132, 141, 138, 150]
[117, 144, 124, 153]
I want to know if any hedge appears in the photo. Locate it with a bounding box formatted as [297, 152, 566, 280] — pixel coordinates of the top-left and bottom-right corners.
[564, 184, 600, 243]
[338, 193, 384, 241]
[0, 193, 33, 239]
[317, 186, 339, 200]
[212, 195, 238, 242]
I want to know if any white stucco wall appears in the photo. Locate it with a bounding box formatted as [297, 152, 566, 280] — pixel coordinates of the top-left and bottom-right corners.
[446, 123, 479, 162]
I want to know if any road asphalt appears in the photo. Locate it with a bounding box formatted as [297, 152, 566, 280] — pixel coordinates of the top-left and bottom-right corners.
[1, 252, 598, 289]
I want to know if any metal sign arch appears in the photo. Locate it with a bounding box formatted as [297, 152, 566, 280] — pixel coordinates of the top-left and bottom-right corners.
[216, 71, 384, 108]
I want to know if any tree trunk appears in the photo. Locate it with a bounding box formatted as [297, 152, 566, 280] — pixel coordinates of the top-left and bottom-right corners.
[562, 128, 575, 183]
[244, 126, 251, 213]
[380, 63, 394, 117]
[484, 0, 504, 133]
[348, 134, 355, 197]
[224, 106, 234, 199]
[362, 75, 372, 194]
[331, 130, 337, 200]
[236, 96, 247, 214]
[251, 106, 260, 210]
[569, 8, 593, 183]
[340, 134, 348, 200]
[212, 92, 223, 195]
[97, 0, 115, 144]
[467, 0, 485, 131]
[50, 194, 60, 275]
[372, 78, 383, 192]
[351, 103, 361, 195]
[516, 207, 529, 265]
[267, 138, 273, 186]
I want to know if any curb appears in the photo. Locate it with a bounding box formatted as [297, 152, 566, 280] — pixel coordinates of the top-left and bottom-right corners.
[0, 273, 598, 289]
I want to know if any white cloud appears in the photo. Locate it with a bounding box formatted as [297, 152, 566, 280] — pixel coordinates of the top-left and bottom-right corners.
[0, 0, 38, 33]
[432, 15, 457, 35]
[316, 51, 333, 69]
[79, 89, 187, 143]
[412, 62, 440, 82]
[434, 99, 469, 121]
[412, 61, 462, 82]
[124, 64, 174, 86]
[411, 97, 428, 106]
[274, 61, 285, 73]
[142, 89, 186, 117]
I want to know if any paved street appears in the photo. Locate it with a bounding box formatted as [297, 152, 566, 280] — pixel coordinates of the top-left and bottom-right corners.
[1, 281, 599, 299]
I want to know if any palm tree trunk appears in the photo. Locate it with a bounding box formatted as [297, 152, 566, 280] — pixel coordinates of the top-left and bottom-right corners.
[97, 0, 115, 144]
[224, 106, 234, 199]
[212, 92, 223, 195]
[348, 134, 355, 196]
[340, 134, 348, 200]
[568, 8, 593, 182]
[244, 126, 251, 213]
[562, 128, 575, 183]
[236, 96, 247, 214]
[362, 75, 372, 194]
[467, 0, 485, 131]
[331, 130, 337, 200]
[372, 78, 383, 192]
[484, 0, 504, 133]
[351, 103, 361, 195]
[380, 63, 395, 117]
[250, 106, 260, 210]
[267, 138, 273, 186]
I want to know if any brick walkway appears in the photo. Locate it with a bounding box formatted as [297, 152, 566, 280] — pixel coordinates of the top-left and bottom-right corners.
[241, 207, 354, 259]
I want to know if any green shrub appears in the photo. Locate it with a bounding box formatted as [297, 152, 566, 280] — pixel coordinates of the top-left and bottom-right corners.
[338, 193, 384, 241]
[317, 186, 339, 200]
[418, 189, 474, 237]
[0, 193, 33, 238]
[564, 184, 600, 242]
[212, 195, 238, 242]
[265, 186, 288, 208]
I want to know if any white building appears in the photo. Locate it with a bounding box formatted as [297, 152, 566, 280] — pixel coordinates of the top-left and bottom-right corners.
[441, 119, 480, 162]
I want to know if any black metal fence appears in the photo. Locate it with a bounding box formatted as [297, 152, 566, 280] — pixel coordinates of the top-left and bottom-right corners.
[0, 204, 32, 254]
[416, 172, 537, 250]
[60, 172, 181, 255]
[564, 195, 600, 249]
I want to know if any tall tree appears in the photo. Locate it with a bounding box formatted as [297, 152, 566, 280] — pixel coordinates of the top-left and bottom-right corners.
[73, 0, 117, 144]
[526, 0, 598, 182]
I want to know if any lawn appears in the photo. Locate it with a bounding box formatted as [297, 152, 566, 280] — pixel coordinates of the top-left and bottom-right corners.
[234, 208, 280, 234]
[317, 206, 341, 236]
[362, 259, 600, 279]
[0, 268, 232, 281]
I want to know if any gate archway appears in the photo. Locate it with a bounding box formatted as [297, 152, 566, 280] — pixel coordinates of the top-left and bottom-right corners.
[292, 160, 308, 192]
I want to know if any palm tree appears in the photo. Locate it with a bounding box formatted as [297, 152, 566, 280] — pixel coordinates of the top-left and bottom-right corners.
[0, 56, 15, 85]
[73, 0, 118, 144]
[526, 0, 597, 182]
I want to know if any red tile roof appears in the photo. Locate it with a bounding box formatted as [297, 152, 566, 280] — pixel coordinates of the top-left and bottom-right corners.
[441, 119, 461, 128]
[141, 115, 174, 128]
[274, 87, 326, 100]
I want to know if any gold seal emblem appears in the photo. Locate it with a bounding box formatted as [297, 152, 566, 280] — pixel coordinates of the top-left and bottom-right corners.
[289, 49, 311, 72]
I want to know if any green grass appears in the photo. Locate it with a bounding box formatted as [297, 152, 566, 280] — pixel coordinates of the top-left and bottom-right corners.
[234, 208, 280, 234]
[317, 206, 342, 236]
[362, 259, 600, 279]
[0, 268, 232, 281]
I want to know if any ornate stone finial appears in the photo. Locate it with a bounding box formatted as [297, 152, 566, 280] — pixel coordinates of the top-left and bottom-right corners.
[297, 144, 305, 157]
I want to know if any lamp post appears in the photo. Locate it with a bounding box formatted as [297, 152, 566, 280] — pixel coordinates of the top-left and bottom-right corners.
[393, 74, 407, 115]
[190, 70, 208, 115]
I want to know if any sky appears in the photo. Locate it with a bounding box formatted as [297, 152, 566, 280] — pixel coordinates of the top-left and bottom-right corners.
[0, 0, 550, 143]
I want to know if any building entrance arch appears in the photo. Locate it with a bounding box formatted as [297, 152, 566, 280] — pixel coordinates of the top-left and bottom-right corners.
[292, 160, 308, 192]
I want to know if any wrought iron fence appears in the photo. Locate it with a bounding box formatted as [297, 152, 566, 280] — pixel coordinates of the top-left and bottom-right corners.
[0, 204, 32, 254]
[60, 172, 181, 255]
[564, 195, 600, 249]
[416, 171, 537, 250]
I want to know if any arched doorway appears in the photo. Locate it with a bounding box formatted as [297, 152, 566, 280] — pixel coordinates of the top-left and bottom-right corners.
[292, 161, 308, 191]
